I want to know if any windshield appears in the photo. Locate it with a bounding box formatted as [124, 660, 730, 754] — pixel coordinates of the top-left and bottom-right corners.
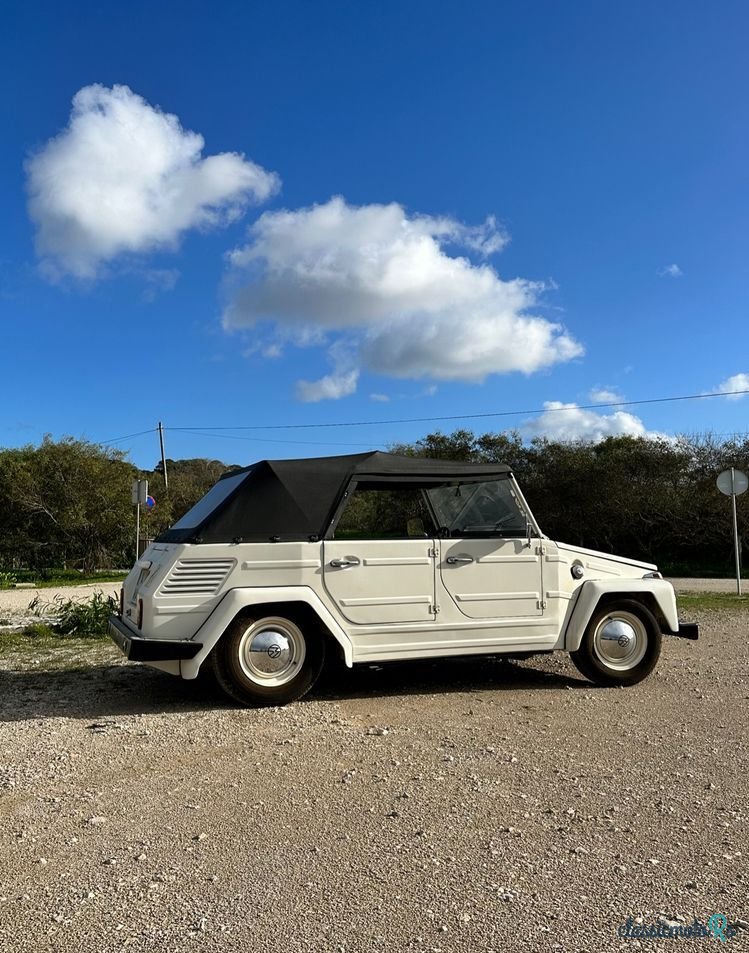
[170, 471, 247, 530]
[426, 479, 527, 537]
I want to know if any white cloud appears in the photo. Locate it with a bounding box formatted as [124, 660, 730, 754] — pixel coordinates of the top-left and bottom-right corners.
[589, 387, 622, 404]
[296, 369, 359, 403]
[369, 392, 390, 402]
[27, 84, 279, 278]
[716, 373, 749, 400]
[523, 401, 667, 443]
[224, 197, 583, 398]
[658, 263, 683, 278]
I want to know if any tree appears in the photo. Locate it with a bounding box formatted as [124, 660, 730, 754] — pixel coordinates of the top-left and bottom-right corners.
[0, 437, 137, 569]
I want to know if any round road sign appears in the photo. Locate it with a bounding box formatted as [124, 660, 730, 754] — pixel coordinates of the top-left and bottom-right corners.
[717, 469, 749, 497]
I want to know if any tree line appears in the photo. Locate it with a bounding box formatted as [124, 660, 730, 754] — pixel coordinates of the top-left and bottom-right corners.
[0, 432, 746, 575]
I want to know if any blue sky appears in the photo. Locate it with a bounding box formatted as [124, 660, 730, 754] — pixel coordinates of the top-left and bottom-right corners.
[1, 0, 748, 469]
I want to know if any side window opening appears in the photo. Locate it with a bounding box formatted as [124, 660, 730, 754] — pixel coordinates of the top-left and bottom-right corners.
[333, 484, 438, 540]
[426, 479, 528, 538]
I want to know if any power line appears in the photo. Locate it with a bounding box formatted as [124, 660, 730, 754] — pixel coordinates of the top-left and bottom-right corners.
[168, 387, 749, 433]
[175, 428, 384, 449]
[99, 428, 157, 446]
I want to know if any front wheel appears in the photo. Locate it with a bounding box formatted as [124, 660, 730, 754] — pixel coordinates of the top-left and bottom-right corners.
[570, 600, 661, 687]
[211, 614, 325, 707]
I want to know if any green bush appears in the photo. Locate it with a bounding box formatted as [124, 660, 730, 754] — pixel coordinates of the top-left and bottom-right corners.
[22, 622, 56, 639]
[0, 572, 17, 590]
[28, 590, 117, 638]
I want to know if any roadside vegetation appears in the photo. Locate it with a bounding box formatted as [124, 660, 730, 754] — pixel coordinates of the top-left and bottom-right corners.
[0, 590, 118, 664]
[1, 431, 747, 577]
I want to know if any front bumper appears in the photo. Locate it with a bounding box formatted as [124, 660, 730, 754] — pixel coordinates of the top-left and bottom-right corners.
[108, 614, 203, 661]
[672, 622, 699, 640]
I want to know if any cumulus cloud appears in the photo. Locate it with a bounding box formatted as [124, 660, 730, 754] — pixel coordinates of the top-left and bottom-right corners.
[523, 401, 667, 443]
[224, 197, 582, 398]
[296, 369, 359, 403]
[716, 373, 749, 400]
[589, 387, 623, 404]
[658, 263, 683, 278]
[26, 84, 279, 278]
[369, 393, 391, 402]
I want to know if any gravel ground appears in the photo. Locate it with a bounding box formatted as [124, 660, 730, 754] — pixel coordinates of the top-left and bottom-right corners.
[668, 578, 746, 593]
[0, 593, 747, 952]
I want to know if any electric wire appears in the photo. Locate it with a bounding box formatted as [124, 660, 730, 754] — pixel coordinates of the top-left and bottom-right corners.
[174, 428, 384, 449]
[98, 428, 157, 446]
[168, 387, 749, 433]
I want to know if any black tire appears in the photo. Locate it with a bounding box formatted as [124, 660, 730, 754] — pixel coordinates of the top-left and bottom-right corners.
[211, 613, 325, 707]
[570, 599, 661, 687]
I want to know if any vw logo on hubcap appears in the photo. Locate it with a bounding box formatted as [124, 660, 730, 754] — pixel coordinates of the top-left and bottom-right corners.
[267, 644, 282, 659]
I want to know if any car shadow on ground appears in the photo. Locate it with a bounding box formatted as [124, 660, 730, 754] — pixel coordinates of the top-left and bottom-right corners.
[0, 655, 588, 723]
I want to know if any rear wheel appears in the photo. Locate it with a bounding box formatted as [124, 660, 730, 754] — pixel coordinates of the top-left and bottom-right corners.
[211, 614, 325, 706]
[570, 599, 661, 687]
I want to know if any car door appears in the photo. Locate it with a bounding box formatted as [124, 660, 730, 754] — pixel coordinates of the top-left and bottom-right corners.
[323, 539, 436, 625]
[427, 478, 544, 621]
[322, 483, 438, 625]
[439, 537, 543, 620]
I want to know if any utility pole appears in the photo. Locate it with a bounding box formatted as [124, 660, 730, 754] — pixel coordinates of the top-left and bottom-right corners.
[158, 421, 168, 492]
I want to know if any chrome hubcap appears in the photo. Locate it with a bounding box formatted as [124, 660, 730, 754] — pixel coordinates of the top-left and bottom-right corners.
[593, 612, 648, 671]
[238, 617, 306, 687]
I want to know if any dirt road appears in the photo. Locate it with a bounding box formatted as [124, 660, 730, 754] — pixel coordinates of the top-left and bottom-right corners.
[0, 596, 747, 952]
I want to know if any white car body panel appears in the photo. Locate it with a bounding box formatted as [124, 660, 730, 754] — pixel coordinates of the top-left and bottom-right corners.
[117, 529, 680, 678]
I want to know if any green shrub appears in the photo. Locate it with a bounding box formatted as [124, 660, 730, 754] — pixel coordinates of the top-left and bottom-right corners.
[22, 622, 56, 639]
[28, 590, 117, 638]
[0, 572, 16, 590]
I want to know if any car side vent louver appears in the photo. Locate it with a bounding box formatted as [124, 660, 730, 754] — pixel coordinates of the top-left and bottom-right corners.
[160, 559, 235, 596]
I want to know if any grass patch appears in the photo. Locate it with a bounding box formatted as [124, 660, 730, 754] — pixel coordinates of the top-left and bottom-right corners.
[22, 622, 57, 639]
[0, 628, 112, 668]
[677, 592, 749, 612]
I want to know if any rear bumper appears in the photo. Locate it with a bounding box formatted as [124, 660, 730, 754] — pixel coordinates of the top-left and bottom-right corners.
[108, 614, 203, 661]
[671, 622, 699, 640]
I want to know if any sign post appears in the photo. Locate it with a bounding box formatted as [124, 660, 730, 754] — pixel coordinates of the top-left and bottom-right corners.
[716, 468, 748, 595]
[131, 479, 149, 560]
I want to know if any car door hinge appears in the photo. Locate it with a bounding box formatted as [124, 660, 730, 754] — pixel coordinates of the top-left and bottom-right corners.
[536, 544, 546, 555]
[430, 604, 440, 615]
[537, 599, 547, 610]
[428, 546, 439, 558]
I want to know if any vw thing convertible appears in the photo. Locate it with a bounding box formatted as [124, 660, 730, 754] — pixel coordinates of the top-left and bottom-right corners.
[109, 452, 698, 706]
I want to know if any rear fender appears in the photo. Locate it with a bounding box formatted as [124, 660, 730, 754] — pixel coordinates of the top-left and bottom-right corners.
[563, 579, 679, 651]
[179, 586, 354, 680]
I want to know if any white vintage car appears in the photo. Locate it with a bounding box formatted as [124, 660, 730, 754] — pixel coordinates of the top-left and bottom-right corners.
[109, 452, 698, 706]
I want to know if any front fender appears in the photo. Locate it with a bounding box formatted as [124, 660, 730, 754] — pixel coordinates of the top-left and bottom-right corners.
[563, 578, 679, 651]
[179, 586, 354, 680]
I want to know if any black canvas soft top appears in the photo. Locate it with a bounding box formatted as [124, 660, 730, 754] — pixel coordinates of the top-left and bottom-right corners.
[158, 451, 511, 544]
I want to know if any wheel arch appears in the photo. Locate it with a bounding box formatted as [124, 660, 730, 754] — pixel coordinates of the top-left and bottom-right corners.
[563, 578, 678, 651]
[180, 586, 353, 679]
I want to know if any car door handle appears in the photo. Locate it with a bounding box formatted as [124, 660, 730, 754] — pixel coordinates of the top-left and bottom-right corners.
[330, 557, 360, 568]
[446, 555, 474, 564]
